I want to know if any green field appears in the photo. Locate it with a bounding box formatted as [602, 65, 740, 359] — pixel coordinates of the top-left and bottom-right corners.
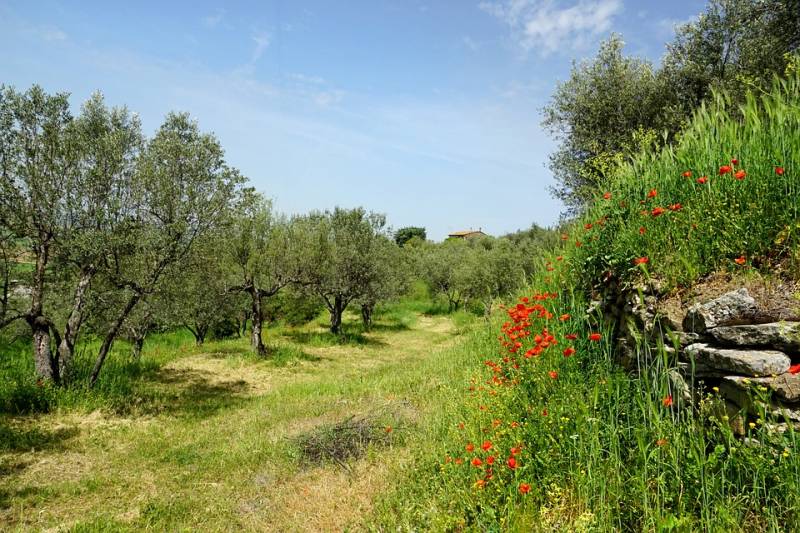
[0, 305, 485, 531]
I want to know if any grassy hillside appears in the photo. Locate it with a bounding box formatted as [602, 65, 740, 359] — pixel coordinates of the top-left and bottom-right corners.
[375, 72, 800, 531]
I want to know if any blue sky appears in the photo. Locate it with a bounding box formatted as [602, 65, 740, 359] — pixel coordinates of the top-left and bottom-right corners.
[0, 0, 705, 240]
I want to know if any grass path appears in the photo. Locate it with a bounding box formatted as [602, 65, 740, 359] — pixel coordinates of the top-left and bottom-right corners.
[0, 312, 466, 531]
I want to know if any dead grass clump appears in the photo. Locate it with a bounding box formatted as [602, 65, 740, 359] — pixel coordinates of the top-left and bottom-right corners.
[295, 415, 393, 468]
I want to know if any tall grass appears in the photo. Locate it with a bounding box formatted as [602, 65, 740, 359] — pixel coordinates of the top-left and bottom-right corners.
[375, 72, 800, 530]
[574, 73, 800, 289]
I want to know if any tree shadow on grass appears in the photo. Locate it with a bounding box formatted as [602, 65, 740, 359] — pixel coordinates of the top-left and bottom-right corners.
[0, 422, 80, 482]
[267, 345, 324, 367]
[282, 330, 387, 348]
[0, 421, 79, 454]
[0, 485, 54, 512]
[365, 321, 411, 333]
[112, 367, 254, 419]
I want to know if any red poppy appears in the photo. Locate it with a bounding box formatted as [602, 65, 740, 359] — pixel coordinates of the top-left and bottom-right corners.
[565, 333, 578, 340]
[719, 165, 732, 175]
[556, 255, 563, 261]
[647, 189, 657, 199]
[633, 256, 649, 265]
[651, 207, 665, 217]
[734, 170, 746, 180]
[697, 176, 708, 184]
[385, 426, 393, 433]
[561, 233, 568, 241]
[541, 408, 548, 416]
[455, 458, 463, 465]
[669, 203, 682, 211]
[559, 313, 570, 321]
[466, 443, 475, 452]
[789, 364, 800, 375]
[575, 241, 582, 247]
[775, 166, 785, 175]
[588, 333, 602, 341]
[486, 456, 495, 465]
[510, 446, 521, 456]
[481, 440, 492, 451]
[563, 347, 575, 357]
[603, 192, 611, 200]
[731, 158, 738, 165]
[655, 438, 668, 447]
[585, 223, 593, 230]
[472, 457, 483, 467]
[519, 483, 531, 494]
[682, 171, 692, 177]
[548, 370, 558, 380]
[507, 457, 517, 469]
[639, 226, 646, 235]
[734, 255, 746, 265]
[662, 395, 673, 407]
[475, 479, 485, 488]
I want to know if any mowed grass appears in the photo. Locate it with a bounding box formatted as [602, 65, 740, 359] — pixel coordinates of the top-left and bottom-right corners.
[0, 303, 487, 531]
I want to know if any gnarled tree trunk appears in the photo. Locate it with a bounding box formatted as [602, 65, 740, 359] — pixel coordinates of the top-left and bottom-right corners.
[90, 292, 141, 387]
[249, 288, 266, 355]
[57, 265, 96, 381]
[361, 302, 374, 331]
[29, 241, 58, 383]
[329, 295, 345, 335]
[131, 335, 145, 359]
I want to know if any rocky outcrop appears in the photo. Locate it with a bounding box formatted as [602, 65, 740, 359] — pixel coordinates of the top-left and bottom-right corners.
[683, 288, 758, 333]
[684, 343, 790, 377]
[709, 322, 800, 352]
[605, 285, 800, 435]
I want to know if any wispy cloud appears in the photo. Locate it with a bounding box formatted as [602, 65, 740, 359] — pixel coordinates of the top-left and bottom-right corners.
[479, 0, 622, 55]
[251, 31, 271, 63]
[39, 25, 67, 41]
[201, 8, 226, 28]
[655, 15, 697, 38]
[462, 36, 481, 51]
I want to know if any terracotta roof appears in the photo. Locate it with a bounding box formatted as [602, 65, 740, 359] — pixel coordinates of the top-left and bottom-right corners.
[448, 230, 486, 238]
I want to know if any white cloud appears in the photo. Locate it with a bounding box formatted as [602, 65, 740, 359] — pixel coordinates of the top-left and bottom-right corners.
[462, 36, 481, 51]
[40, 26, 68, 41]
[479, 0, 622, 55]
[655, 15, 697, 38]
[251, 31, 271, 63]
[201, 8, 226, 28]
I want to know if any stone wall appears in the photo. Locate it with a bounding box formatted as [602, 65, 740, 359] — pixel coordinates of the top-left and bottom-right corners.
[600, 285, 800, 434]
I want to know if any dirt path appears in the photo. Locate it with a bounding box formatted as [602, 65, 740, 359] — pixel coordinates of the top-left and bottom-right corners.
[0, 313, 459, 532]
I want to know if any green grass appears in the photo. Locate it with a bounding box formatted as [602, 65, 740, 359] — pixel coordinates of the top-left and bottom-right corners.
[373, 72, 800, 531]
[570, 72, 800, 289]
[0, 299, 485, 531]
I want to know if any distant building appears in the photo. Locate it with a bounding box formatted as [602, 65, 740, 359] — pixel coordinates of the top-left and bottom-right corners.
[447, 228, 487, 239]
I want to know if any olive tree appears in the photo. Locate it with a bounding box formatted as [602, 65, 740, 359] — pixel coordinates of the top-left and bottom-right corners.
[417, 239, 469, 311]
[296, 207, 389, 334]
[88, 112, 243, 385]
[228, 191, 300, 355]
[357, 236, 409, 330]
[0, 86, 143, 383]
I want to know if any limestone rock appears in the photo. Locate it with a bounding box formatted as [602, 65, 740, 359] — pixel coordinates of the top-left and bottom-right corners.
[721, 376, 800, 421]
[671, 331, 704, 347]
[725, 373, 800, 404]
[766, 373, 800, 403]
[684, 343, 790, 377]
[709, 322, 800, 352]
[683, 288, 758, 333]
